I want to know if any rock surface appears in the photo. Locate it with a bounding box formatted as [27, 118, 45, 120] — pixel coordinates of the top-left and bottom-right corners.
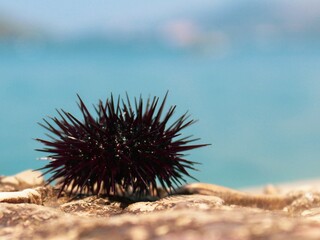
[0, 169, 44, 191]
[1, 170, 320, 239]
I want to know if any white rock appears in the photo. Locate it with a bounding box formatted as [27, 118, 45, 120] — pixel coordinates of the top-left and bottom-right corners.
[1, 169, 44, 188]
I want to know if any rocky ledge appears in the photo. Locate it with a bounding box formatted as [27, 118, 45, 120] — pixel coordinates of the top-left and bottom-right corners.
[1, 170, 320, 239]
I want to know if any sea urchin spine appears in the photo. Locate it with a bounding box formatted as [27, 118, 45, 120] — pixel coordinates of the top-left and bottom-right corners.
[36, 93, 209, 197]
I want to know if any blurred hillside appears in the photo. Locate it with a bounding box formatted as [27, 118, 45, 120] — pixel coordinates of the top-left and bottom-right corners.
[0, 15, 45, 40]
[1, 0, 320, 47]
[161, 2, 320, 49]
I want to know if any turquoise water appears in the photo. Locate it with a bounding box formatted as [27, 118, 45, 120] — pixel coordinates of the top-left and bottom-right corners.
[1, 39, 320, 188]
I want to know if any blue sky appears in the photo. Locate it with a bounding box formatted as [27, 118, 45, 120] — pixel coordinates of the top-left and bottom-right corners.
[0, 1, 223, 34]
[1, 0, 320, 46]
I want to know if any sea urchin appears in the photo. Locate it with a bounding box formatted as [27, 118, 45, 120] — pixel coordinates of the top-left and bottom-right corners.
[36, 93, 209, 197]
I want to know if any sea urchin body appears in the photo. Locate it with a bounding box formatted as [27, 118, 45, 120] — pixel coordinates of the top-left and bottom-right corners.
[36, 93, 209, 197]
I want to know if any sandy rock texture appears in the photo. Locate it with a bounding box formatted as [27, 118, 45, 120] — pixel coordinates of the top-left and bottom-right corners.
[1, 170, 320, 239]
[0, 169, 44, 192]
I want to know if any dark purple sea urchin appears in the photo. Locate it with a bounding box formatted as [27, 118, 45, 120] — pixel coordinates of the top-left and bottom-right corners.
[36, 93, 209, 197]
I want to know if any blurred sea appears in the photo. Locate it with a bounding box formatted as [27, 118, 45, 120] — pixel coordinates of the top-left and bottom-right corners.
[1, 38, 320, 188]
